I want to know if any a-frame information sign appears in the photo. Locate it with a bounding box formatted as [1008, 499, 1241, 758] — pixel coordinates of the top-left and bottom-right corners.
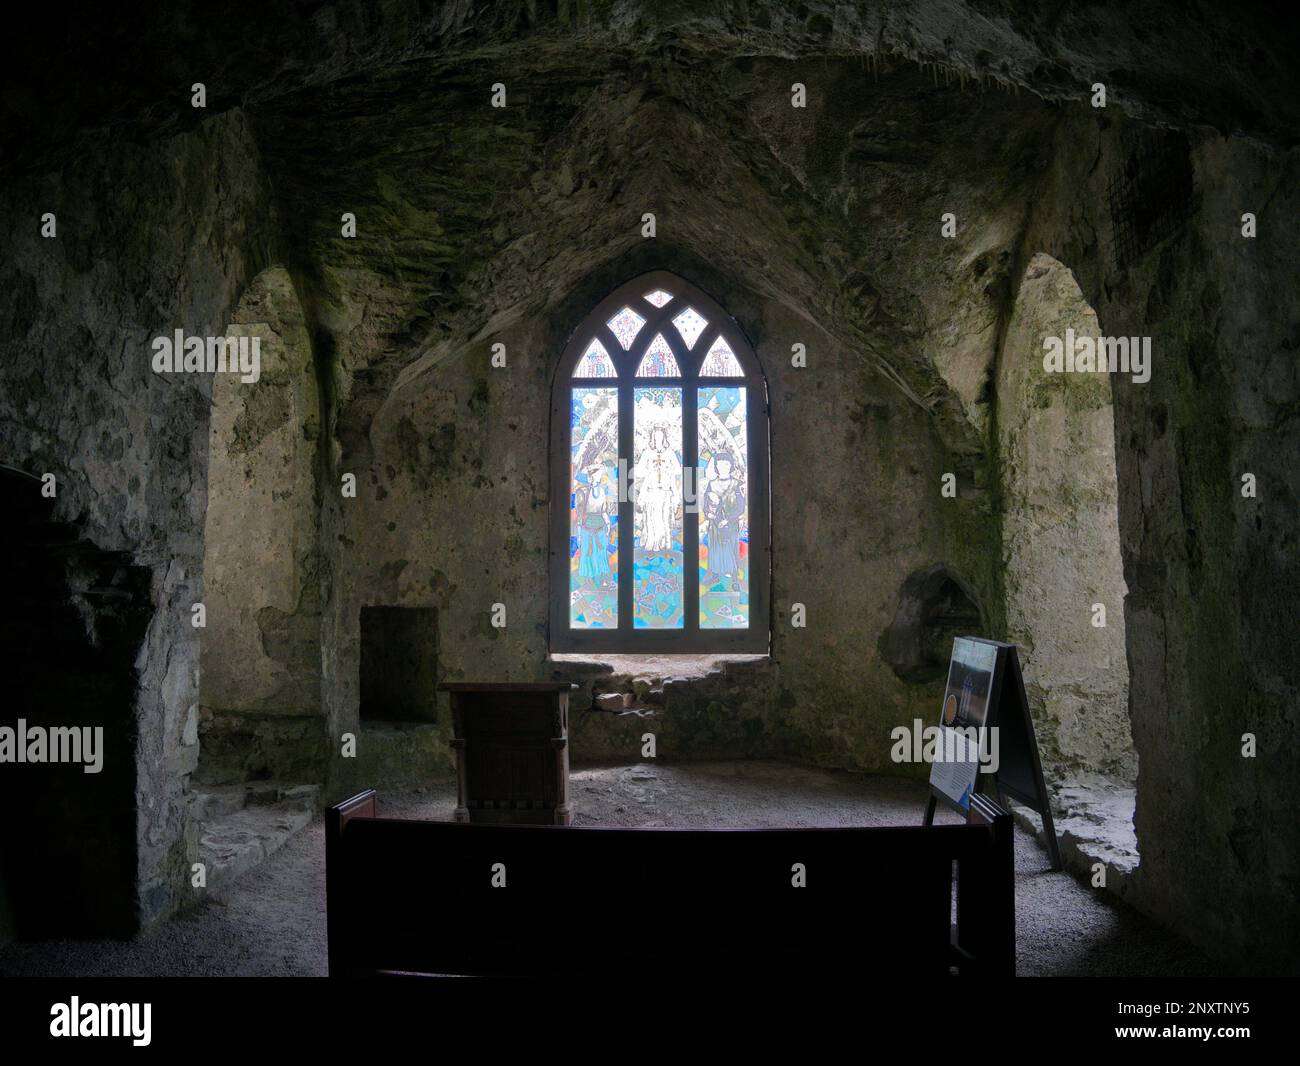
[923, 636, 1062, 870]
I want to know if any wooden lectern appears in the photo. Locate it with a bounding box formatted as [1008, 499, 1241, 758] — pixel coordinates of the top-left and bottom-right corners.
[439, 682, 575, 826]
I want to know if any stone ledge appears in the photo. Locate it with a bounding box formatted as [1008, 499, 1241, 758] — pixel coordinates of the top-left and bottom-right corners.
[1008, 775, 1139, 902]
[194, 784, 320, 894]
[550, 653, 770, 685]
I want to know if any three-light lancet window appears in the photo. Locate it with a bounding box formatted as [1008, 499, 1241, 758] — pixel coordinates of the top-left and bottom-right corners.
[550, 271, 770, 653]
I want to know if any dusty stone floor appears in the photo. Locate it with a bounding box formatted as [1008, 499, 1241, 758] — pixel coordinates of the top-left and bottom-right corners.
[0, 761, 1216, 977]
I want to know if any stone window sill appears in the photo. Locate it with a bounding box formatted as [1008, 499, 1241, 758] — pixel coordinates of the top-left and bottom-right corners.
[549, 652, 769, 683]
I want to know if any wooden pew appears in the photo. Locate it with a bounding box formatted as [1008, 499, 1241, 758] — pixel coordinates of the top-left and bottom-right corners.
[326, 789, 1015, 977]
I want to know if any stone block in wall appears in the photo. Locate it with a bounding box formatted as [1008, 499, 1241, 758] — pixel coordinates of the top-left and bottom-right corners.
[196, 711, 328, 786]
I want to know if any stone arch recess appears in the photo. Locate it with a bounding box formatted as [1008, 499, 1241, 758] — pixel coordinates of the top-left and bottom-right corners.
[996, 251, 1137, 811]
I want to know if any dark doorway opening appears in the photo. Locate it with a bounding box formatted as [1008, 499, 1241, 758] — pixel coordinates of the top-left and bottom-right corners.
[0, 466, 150, 938]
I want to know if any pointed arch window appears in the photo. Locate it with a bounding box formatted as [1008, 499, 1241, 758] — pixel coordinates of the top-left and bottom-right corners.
[551, 271, 770, 653]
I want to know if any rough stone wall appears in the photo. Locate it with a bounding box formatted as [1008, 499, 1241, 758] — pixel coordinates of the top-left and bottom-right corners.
[199, 266, 326, 786]
[4, 0, 1295, 972]
[996, 253, 1134, 781]
[320, 271, 993, 795]
[0, 111, 275, 927]
[1021, 115, 1300, 974]
[262, 56, 1035, 802]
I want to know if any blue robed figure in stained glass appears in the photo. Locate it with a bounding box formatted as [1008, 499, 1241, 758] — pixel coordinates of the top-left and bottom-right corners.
[577, 462, 615, 586]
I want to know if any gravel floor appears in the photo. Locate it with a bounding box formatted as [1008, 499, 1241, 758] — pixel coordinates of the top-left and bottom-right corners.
[0, 760, 1217, 977]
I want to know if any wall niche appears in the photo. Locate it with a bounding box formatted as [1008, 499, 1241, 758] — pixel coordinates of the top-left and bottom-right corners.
[878, 564, 986, 684]
[359, 606, 439, 723]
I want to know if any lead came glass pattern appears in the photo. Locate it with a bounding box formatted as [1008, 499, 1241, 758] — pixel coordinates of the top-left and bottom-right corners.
[699, 335, 744, 376]
[606, 306, 646, 350]
[671, 306, 708, 349]
[569, 388, 619, 628]
[633, 387, 684, 628]
[573, 338, 617, 377]
[698, 386, 748, 628]
[559, 279, 764, 649]
[635, 333, 681, 377]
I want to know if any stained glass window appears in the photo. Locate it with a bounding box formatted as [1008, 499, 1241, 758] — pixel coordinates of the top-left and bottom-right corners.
[569, 388, 618, 628]
[635, 333, 681, 377]
[698, 386, 748, 627]
[633, 387, 683, 628]
[699, 335, 744, 376]
[553, 274, 767, 653]
[671, 307, 708, 349]
[574, 338, 617, 377]
[606, 306, 645, 350]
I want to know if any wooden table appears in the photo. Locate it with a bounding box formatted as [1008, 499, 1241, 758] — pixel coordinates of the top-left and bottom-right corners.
[439, 682, 575, 826]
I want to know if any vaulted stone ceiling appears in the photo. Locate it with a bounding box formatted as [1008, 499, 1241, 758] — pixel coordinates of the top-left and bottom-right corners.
[251, 53, 1053, 467]
[5, 0, 1298, 468]
[8, 0, 1299, 172]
